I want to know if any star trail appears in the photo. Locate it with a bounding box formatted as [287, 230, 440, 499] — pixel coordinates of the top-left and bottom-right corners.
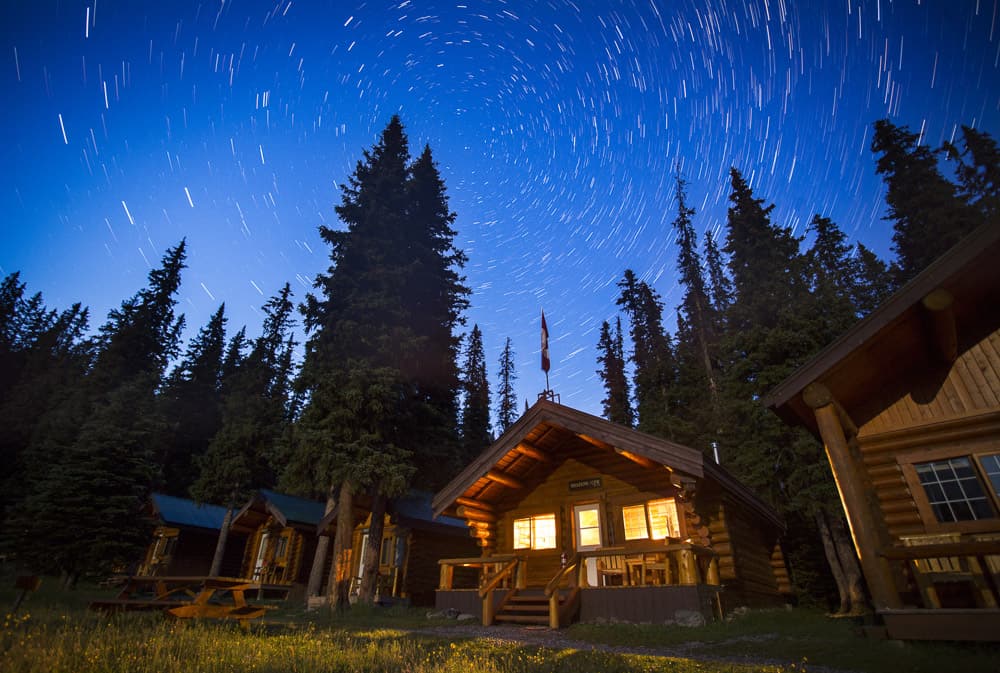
[2, 1, 998, 417]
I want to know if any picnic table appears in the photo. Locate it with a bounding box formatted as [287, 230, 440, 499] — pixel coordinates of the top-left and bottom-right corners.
[89, 575, 273, 627]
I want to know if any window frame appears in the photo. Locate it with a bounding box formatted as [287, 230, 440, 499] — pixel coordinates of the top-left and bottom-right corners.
[511, 512, 558, 551]
[620, 497, 682, 542]
[898, 444, 1000, 534]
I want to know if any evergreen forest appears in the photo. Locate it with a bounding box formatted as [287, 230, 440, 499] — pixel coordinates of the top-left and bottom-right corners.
[0, 116, 996, 612]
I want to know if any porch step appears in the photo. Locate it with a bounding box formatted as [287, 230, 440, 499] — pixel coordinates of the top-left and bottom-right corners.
[495, 613, 549, 624]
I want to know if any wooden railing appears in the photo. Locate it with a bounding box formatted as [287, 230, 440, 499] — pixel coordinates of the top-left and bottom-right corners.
[880, 536, 1000, 610]
[544, 553, 580, 628]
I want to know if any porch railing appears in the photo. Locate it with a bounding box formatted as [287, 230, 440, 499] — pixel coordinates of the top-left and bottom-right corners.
[879, 535, 1000, 610]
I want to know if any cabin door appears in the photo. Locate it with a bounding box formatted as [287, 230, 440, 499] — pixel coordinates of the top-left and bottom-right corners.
[573, 503, 603, 587]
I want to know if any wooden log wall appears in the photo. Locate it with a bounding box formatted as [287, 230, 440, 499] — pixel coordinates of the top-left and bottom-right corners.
[496, 457, 678, 587]
[717, 496, 785, 607]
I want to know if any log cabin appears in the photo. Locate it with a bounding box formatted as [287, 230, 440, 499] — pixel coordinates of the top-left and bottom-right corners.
[432, 400, 791, 627]
[139, 493, 246, 577]
[316, 491, 479, 606]
[231, 489, 327, 589]
[765, 223, 1000, 641]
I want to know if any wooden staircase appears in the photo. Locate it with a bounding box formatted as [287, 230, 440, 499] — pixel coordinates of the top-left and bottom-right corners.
[494, 587, 578, 626]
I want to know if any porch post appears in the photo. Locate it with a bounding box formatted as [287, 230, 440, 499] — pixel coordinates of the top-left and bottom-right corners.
[803, 382, 901, 611]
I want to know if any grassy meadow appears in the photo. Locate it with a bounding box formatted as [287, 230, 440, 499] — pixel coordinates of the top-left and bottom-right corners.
[2, 572, 998, 673]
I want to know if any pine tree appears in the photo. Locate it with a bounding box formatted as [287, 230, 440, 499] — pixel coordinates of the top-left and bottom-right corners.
[616, 269, 677, 440]
[671, 171, 722, 454]
[192, 285, 296, 576]
[495, 337, 518, 433]
[9, 242, 186, 583]
[291, 117, 467, 608]
[596, 317, 633, 427]
[459, 325, 491, 464]
[703, 228, 732, 318]
[945, 125, 1000, 225]
[872, 119, 981, 284]
[158, 304, 227, 494]
[851, 243, 893, 315]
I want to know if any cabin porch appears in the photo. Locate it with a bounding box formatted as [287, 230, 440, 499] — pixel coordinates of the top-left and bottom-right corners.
[436, 542, 721, 627]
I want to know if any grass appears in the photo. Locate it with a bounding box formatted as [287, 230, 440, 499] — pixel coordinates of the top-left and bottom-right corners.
[567, 608, 1000, 673]
[2, 572, 998, 672]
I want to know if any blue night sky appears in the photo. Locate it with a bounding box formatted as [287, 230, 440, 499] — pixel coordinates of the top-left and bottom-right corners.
[2, 1, 998, 421]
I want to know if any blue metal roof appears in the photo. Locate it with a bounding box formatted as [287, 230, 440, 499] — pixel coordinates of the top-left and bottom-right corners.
[259, 489, 328, 526]
[393, 491, 466, 530]
[152, 493, 228, 530]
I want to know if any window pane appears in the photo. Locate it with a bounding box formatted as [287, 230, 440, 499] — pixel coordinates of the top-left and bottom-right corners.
[622, 505, 648, 540]
[578, 509, 599, 528]
[533, 514, 557, 550]
[981, 453, 1000, 498]
[513, 518, 531, 549]
[916, 457, 995, 523]
[647, 498, 680, 539]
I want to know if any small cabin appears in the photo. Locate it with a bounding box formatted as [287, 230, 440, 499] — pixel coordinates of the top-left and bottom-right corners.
[139, 493, 246, 577]
[317, 491, 479, 606]
[765, 224, 1000, 641]
[231, 489, 327, 588]
[433, 400, 791, 626]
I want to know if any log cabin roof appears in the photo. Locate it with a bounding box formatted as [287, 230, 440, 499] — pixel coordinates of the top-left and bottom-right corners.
[151, 493, 228, 531]
[764, 222, 1000, 435]
[314, 490, 469, 536]
[232, 489, 328, 533]
[432, 399, 782, 530]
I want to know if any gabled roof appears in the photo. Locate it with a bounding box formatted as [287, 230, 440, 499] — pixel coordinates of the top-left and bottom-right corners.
[764, 222, 1000, 434]
[314, 490, 469, 536]
[151, 493, 228, 530]
[432, 399, 782, 529]
[232, 489, 328, 532]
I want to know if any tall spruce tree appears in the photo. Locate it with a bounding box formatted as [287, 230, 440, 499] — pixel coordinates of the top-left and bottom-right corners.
[616, 269, 678, 440]
[192, 284, 296, 576]
[9, 242, 186, 583]
[595, 317, 633, 427]
[459, 325, 491, 464]
[671, 172, 721, 454]
[0, 280, 91, 532]
[158, 304, 228, 495]
[495, 337, 518, 433]
[945, 125, 1000, 225]
[872, 119, 981, 284]
[292, 117, 467, 608]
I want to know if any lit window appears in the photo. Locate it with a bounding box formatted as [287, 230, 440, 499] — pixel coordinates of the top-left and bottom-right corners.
[647, 499, 680, 539]
[513, 514, 557, 550]
[622, 499, 680, 540]
[915, 457, 994, 522]
[622, 504, 648, 540]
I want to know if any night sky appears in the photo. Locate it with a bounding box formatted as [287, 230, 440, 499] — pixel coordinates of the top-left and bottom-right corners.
[3, 1, 998, 421]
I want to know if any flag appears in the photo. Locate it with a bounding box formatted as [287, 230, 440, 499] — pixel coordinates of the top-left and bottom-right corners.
[541, 310, 550, 373]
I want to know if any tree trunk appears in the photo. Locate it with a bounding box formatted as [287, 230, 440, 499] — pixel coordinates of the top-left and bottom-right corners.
[209, 499, 235, 577]
[328, 481, 354, 611]
[305, 492, 337, 601]
[357, 489, 388, 604]
[830, 513, 868, 614]
[815, 510, 850, 614]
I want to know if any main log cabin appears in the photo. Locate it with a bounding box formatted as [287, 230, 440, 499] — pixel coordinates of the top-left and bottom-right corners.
[139, 493, 246, 577]
[433, 400, 791, 626]
[765, 223, 1000, 641]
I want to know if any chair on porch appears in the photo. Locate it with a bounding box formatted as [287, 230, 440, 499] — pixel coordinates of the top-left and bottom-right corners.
[629, 553, 670, 586]
[597, 555, 626, 586]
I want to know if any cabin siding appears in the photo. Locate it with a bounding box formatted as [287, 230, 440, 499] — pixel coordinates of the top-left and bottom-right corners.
[405, 530, 479, 605]
[858, 337, 1000, 437]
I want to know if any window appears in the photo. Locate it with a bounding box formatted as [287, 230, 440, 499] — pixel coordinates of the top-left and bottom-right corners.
[622, 498, 680, 541]
[981, 453, 1000, 499]
[915, 457, 995, 523]
[513, 513, 557, 550]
